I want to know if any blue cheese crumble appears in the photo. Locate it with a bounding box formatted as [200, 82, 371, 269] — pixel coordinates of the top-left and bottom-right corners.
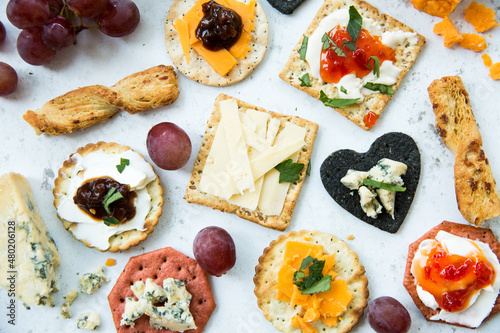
[76, 312, 100, 330]
[79, 266, 109, 295]
[341, 158, 407, 218]
[121, 278, 197, 331]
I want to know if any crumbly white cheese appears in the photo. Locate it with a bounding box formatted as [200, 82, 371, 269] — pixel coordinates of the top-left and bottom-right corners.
[412, 231, 500, 328]
[340, 158, 407, 218]
[60, 289, 78, 319]
[199, 99, 306, 215]
[76, 312, 100, 330]
[305, 8, 418, 101]
[55, 150, 157, 250]
[121, 278, 197, 331]
[0, 173, 60, 309]
[79, 266, 109, 295]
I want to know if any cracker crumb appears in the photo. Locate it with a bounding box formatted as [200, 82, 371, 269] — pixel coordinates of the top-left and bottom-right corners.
[105, 258, 116, 267]
[347, 235, 355, 240]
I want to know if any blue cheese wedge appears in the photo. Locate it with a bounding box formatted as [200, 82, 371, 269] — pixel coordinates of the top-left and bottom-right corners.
[0, 173, 60, 308]
[341, 158, 407, 218]
[121, 278, 197, 331]
[76, 312, 100, 330]
[79, 266, 109, 295]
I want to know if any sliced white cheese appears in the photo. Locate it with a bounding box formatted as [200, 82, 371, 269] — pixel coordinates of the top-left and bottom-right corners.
[242, 124, 271, 153]
[245, 108, 271, 139]
[266, 118, 281, 145]
[220, 99, 255, 194]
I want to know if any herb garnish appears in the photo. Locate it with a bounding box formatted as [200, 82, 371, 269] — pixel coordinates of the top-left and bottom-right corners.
[347, 6, 363, 43]
[116, 158, 130, 173]
[342, 40, 357, 51]
[320, 90, 359, 108]
[369, 56, 380, 77]
[299, 36, 308, 61]
[293, 256, 332, 295]
[306, 162, 311, 176]
[275, 159, 304, 183]
[102, 187, 124, 214]
[299, 73, 312, 87]
[103, 216, 121, 226]
[363, 179, 406, 192]
[321, 33, 347, 57]
[364, 82, 394, 95]
[340, 86, 347, 94]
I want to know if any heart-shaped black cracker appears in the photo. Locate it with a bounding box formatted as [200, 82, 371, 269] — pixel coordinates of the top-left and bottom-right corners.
[267, 0, 304, 14]
[320, 132, 421, 233]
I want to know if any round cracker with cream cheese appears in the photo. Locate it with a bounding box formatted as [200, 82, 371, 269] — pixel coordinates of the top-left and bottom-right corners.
[53, 142, 163, 252]
[165, 0, 268, 86]
[254, 230, 369, 333]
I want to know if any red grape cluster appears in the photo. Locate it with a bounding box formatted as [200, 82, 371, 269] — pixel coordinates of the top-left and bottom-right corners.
[6, 0, 140, 66]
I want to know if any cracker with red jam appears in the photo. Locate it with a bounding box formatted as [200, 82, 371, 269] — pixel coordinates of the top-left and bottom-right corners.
[403, 221, 500, 328]
[108, 247, 216, 333]
[279, 0, 425, 130]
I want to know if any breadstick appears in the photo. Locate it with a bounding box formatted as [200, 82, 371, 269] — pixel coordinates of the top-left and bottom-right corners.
[23, 65, 179, 136]
[428, 76, 500, 225]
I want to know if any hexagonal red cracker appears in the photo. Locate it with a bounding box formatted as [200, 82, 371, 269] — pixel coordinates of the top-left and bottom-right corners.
[108, 247, 216, 332]
[403, 221, 500, 328]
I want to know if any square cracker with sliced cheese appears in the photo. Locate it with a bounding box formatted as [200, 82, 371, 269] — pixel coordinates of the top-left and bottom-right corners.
[184, 94, 318, 231]
[279, 0, 425, 130]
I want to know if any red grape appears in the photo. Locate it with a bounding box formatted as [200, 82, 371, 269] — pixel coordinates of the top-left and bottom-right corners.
[193, 226, 236, 276]
[367, 296, 411, 333]
[0, 62, 18, 96]
[67, 0, 108, 18]
[6, 0, 51, 29]
[0, 21, 6, 44]
[94, 0, 140, 37]
[47, 0, 64, 19]
[146, 122, 192, 170]
[42, 16, 75, 51]
[17, 27, 56, 65]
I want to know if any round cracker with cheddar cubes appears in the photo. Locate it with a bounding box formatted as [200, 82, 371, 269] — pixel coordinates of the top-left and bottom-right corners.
[165, 0, 268, 86]
[254, 230, 369, 333]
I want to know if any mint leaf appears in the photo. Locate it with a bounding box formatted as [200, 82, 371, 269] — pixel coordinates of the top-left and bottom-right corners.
[340, 86, 347, 94]
[321, 33, 347, 57]
[275, 159, 304, 183]
[102, 187, 124, 214]
[293, 256, 332, 295]
[299, 73, 312, 87]
[347, 6, 363, 42]
[103, 216, 121, 226]
[363, 178, 406, 192]
[299, 36, 308, 61]
[364, 82, 394, 95]
[342, 40, 357, 51]
[301, 275, 332, 295]
[369, 56, 380, 77]
[116, 158, 130, 173]
[319, 90, 359, 108]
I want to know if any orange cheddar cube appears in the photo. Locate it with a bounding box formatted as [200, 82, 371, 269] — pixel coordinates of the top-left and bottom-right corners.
[459, 33, 487, 52]
[464, 1, 499, 33]
[191, 41, 238, 76]
[318, 279, 353, 318]
[433, 16, 463, 47]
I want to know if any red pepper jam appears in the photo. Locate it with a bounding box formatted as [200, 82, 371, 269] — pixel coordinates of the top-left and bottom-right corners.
[417, 242, 495, 313]
[320, 26, 395, 83]
[363, 111, 378, 128]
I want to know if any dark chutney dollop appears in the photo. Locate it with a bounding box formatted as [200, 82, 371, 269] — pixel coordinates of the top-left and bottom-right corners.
[73, 177, 136, 223]
[195, 0, 243, 51]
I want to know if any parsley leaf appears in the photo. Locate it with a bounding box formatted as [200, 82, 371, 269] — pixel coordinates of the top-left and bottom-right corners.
[342, 40, 357, 51]
[319, 90, 359, 108]
[116, 158, 130, 173]
[340, 86, 347, 94]
[369, 56, 380, 77]
[321, 33, 347, 57]
[275, 159, 304, 183]
[293, 256, 332, 295]
[299, 73, 312, 87]
[103, 216, 121, 226]
[102, 187, 124, 214]
[364, 82, 394, 95]
[363, 179, 406, 192]
[347, 6, 363, 43]
[299, 36, 308, 61]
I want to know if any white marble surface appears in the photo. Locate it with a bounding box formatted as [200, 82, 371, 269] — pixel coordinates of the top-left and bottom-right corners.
[1, 0, 500, 332]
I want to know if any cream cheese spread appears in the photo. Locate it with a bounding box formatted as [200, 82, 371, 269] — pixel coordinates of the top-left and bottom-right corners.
[411, 231, 500, 328]
[56, 150, 157, 251]
[305, 8, 418, 101]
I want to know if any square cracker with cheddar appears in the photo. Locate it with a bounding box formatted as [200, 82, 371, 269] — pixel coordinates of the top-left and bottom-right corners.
[279, 0, 425, 130]
[184, 94, 318, 231]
